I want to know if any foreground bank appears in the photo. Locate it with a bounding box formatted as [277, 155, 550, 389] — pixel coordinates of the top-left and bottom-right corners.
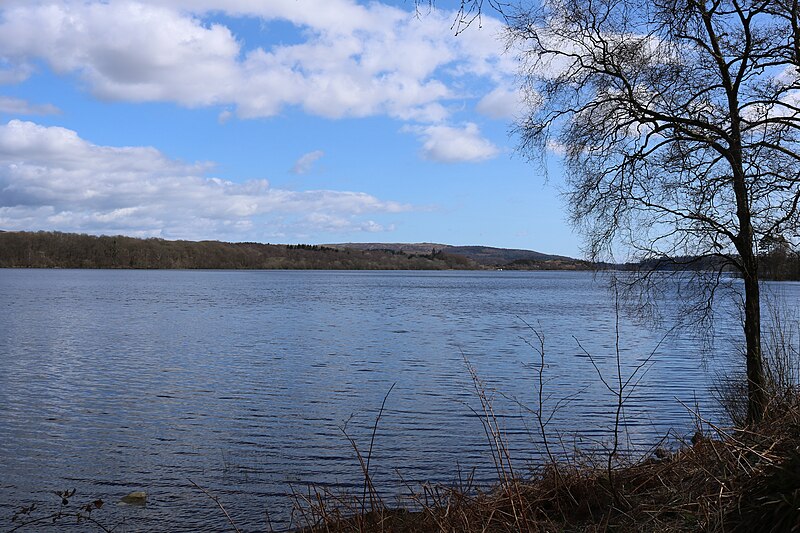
[296, 396, 800, 532]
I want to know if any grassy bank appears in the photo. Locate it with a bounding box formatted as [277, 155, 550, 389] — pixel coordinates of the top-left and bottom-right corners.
[294, 395, 800, 532]
[293, 316, 800, 532]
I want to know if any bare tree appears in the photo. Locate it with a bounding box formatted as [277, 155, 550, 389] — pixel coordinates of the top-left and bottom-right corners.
[503, 0, 800, 423]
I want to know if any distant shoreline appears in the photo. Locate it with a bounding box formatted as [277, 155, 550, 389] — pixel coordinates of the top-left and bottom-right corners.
[4, 230, 797, 280]
[0, 231, 592, 271]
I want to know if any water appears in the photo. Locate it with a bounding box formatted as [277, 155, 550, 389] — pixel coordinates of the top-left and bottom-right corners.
[0, 269, 795, 531]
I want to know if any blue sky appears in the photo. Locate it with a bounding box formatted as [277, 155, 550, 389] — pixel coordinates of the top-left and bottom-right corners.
[0, 0, 580, 257]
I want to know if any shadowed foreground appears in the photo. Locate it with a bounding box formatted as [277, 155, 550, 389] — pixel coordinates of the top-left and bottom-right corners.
[296, 397, 800, 532]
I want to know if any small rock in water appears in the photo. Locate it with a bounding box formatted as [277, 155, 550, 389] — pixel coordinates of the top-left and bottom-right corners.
[120, 491, 147, 505]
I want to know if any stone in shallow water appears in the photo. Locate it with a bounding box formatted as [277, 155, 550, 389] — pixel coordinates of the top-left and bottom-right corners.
[120, 491, 147, 505]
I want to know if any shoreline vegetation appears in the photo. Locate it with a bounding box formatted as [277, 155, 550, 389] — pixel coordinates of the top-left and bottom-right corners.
[2, 230, 799, 279]
[291, 317, 800, 532]
[0, 231, 591, 271]
[293, 401, 800, 532]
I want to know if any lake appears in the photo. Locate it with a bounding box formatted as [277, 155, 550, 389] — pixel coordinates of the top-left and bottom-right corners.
[1, 269, 795, 531]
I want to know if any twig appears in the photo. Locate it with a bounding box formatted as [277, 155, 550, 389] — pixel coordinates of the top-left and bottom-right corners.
[7, 512, 114, 533]
[363, 382, 396, 513]
[188, 478, 242, 533]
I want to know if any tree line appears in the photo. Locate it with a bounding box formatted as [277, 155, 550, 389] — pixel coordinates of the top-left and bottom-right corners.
[0, 231, 478, 270]
[2, 231, 799, 276]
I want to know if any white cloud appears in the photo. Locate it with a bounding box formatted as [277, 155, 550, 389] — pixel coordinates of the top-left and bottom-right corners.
[404, 122, 500, 163]
[0, 1, 502, 117]
[302, 212, 389, 233]
[0, 2, 241, 106]
[476, 86, 524, 120]
[0, 58, 33, 85]
[217, 109, 233, 124]
[0, 1, 517, 162]
[0, 96, 60, 116]
[291, 150, 325, 175]
[546, 140, 567, 155]
[0, 120, 409, 239]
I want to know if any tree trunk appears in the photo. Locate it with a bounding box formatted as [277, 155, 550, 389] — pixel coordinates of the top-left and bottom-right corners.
[728, 113, 765, 423]
[742, 261, 766, 424]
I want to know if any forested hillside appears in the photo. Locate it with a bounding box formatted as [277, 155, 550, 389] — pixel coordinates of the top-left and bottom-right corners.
[0, 231, 478, 270]
[327, 242, 576, 264]
[4, 231, 795, 276]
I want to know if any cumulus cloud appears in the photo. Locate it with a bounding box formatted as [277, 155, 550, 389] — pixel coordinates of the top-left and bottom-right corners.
[404, 122, 500, 163]
[0, 96, 60, 115]
[0, 120, 409, 239]
[0, 2, 512, 117]
[476, 86, 524, 120]
[0, 1, 518, 162]
[291, 150, 325, 175]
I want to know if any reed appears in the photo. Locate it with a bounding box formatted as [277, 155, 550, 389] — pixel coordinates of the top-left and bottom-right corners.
[293, 306, 800, 532]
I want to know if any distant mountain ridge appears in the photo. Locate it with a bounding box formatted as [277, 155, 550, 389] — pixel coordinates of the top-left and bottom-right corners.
[326, 242, 582, 267]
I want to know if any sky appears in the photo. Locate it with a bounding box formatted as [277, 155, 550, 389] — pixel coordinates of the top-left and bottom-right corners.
[0, 0, 581, 257]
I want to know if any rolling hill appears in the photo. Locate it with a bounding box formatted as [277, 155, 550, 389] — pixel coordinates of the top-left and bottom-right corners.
[0, 231, 591, 270]
[326, 242, 590, 269]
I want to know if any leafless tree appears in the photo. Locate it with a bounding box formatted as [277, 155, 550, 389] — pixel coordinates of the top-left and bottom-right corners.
[502, 0, 800, 423]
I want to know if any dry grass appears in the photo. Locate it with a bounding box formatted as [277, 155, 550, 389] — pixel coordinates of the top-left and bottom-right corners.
[292, 393, 800, 532]
[294, 303, 800, 533]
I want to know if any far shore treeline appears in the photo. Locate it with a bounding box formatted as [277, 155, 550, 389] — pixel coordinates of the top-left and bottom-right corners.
[0, 230, 798, 278]
[0, 230, 591, 271]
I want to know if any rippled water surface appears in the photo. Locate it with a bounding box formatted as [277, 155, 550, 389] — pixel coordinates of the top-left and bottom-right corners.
[1, 269, 797, 531]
